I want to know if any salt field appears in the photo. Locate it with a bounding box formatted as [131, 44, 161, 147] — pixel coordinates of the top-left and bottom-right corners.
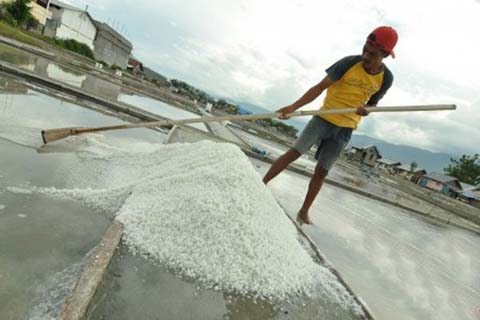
[0, 74, 367, 319]
[1, 46, 480, 320]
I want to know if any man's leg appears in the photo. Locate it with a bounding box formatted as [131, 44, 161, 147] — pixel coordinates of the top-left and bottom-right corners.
[297, 163, 328, 224]
[263, 148, 301, 184]
[296, 125, 352, 224]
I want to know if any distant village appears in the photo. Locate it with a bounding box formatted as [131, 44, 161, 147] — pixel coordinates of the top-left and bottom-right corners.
[344, 145, 480, 208]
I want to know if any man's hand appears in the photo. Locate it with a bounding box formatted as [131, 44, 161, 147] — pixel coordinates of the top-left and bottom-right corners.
[356, 105, 370, 117]
[276, 105, 296, 119]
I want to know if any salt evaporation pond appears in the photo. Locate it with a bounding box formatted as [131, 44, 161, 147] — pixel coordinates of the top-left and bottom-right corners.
[27, 137, 364, 315]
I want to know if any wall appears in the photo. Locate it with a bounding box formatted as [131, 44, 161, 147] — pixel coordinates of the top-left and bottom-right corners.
[363, 149, 378, 167]
[93, 29, 131, 69]
[29, 1, 51, 25]
[424, 179, 443, 191]
[55, 10, 95, 49]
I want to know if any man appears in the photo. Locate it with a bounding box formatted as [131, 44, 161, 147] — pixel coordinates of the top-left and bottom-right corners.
[263, 26, 398, 225]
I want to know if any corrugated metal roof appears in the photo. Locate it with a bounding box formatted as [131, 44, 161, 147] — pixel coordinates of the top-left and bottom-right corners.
[396, 164, 425, 173]
[350, 144, 382, 158]
[93, 20, 132, 50]
[423, 172, 458, 183]
[460, 191, 480, 200]
[50, 0, 83, 12]
[460, 182, 480, 192]
[376, 158, 401, 166]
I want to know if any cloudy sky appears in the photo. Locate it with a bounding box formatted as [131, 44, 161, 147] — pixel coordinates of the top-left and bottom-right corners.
[69, 0, 479, 156]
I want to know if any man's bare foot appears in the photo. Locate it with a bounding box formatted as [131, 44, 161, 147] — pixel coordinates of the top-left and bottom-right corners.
[296, 209, 312, 225]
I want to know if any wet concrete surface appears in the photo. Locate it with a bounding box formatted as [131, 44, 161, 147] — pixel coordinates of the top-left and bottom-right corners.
[0, 137, 111, 320]
[0, 77, 167, 320]
[87, 245, 364, 320]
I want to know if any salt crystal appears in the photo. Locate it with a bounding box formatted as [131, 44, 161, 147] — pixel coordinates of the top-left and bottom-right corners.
[27, 138, 363, 312]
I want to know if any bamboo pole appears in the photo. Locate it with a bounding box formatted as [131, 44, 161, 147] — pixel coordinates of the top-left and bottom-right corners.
[41, 104, 456, 144]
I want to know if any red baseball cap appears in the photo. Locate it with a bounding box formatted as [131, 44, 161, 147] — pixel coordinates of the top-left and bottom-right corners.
[367, 26, 398, 58]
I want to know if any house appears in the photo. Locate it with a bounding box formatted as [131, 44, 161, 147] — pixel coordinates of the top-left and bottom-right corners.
[458, 183, 480, 208]
[93, 20, 132, 69]
[347, 145, 381, 167]
[375, 158, 401, 172]
[143, 66, 169, 86]
[41, 0, 96, 50]
[394, 164, 427, 182]
[127, 58, 144, 78]
[417, 172, 463, 197]
[472, 190, 480, 209]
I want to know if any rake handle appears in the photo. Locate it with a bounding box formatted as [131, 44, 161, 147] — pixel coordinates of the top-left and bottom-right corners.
[71, 104, 456, 135]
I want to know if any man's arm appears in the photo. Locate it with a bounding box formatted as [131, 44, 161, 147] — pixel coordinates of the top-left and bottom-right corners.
[277, 76, 334, 119]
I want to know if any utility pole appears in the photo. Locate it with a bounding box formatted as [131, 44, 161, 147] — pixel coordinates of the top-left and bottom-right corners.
[41, 0, 52, 36]
[43, 0, 51, 25]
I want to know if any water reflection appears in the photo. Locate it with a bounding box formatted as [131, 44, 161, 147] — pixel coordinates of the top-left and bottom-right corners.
[0, 77, 166, 147]
[267, 168, 480, 320]
[118, 93, 208, 132]
[0, 43, 120, 100]
[0, 78, 29, 94]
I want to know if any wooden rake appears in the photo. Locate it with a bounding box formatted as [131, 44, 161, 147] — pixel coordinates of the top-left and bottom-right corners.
[41, 104, 456, 144]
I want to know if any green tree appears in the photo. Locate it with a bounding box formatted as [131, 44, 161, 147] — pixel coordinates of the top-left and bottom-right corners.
[410, 161, 418, 172]
[444, 154, 480, 185]
[1, 0, 35, 26]
[54, 38, 95, 59]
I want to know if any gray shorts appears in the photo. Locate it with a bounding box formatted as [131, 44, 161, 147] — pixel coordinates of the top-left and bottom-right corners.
[293, 116, 352, 171]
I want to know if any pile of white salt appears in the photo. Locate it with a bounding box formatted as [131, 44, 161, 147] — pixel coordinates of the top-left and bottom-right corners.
[22, 137, 361, 311]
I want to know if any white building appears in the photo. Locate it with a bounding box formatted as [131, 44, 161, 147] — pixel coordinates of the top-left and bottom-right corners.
[43, 0, 96, 50]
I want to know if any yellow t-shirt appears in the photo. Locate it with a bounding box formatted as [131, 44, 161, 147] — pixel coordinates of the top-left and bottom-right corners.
[319, 55, 393, 129]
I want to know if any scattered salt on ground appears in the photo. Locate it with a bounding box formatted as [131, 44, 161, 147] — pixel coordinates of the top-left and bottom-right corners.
[25, 137, 363, 312]
[0, 204, 5, 211]
[0, 124, 44, 148]
[29, 255, 87, 320]
[6, 186, 33, 195]
[17, 214, 27, 218]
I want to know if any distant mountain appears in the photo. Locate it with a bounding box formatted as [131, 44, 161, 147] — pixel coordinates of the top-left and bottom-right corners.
[349, 134, 455, 172]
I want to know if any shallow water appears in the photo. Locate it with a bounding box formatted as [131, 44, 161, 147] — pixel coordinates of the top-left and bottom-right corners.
[258, 160, 480, 320]
[0, 138, 111, 320]
[0, 78, 167, 320]
[118, 93, 208, 132]
[87, 245, 364, 320]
